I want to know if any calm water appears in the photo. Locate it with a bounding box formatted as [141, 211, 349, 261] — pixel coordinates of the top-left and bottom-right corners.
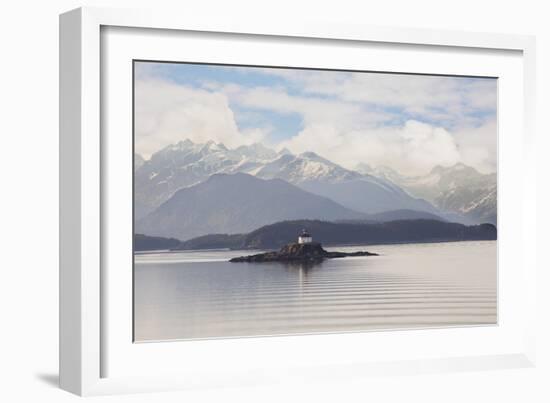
[134, 241, 497, 342]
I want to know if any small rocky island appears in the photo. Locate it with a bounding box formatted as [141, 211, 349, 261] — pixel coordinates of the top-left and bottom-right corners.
[230, 230, 377, 263]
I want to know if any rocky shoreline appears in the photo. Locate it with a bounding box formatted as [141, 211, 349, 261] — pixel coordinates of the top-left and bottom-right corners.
[229, 242, 377, 263]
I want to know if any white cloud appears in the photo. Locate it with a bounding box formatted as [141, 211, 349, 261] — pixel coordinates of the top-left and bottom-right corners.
[218, 81, 496, 175]
[135, 64, 497, 175]
[235, 87, 386, 127]
[245, 68, 497, 126]
[280, 120, 465, 176]
[453, 119, 497, 174]
[134, 78, 265, 157]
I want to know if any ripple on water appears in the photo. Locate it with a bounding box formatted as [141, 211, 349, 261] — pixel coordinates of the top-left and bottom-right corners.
[134, 240, 497, 341]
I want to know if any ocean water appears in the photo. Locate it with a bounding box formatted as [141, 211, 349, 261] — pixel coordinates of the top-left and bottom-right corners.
[134, 240, 497, 342]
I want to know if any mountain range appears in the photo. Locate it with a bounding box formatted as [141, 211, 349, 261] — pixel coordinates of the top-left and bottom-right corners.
[135, 139, 497, 240]
[357, 163, 497, 224]
[134, 140, 281, 218]
[135, 172, 366, 240]
[171, 219, 497, 251]
[255, 151, 436, 215]
[241, 219, 497, 250]
[135, 139, 437, 219]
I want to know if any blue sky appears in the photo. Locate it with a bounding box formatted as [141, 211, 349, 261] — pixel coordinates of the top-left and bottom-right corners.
[136, 63, 309, 143]
[134, 61, 497, 175]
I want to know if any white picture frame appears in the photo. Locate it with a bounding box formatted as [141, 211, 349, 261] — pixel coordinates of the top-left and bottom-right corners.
[59, 6, 537, 396]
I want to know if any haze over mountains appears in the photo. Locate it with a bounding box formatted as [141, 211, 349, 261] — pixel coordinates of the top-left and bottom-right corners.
[135, 140, 281, 219]
[357, 163, 497, 225]
[136, 173, 366, 240]
[135, 139, 497, 240]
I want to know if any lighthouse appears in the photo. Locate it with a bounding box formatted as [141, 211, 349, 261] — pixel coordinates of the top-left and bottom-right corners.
[298, 229, 312, 244]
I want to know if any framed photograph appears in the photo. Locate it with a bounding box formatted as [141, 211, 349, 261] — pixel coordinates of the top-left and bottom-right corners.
[60, 7, 537, 396]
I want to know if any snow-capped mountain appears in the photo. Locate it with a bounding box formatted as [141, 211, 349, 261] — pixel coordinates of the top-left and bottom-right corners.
[135, 139, 439, 220]
[255, 152, 436, 214]
[234, 143, 278, 161]
[136, 173, 367, 240]
[255, 152, 362, 184]
[357, 163, 497, 224]
[134, 140, 278, 218]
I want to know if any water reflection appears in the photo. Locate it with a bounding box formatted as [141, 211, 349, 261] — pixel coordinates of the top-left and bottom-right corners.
[280, 260, 326, 293]
[134, 241, 497, 341]
[280, 259, 325, 272]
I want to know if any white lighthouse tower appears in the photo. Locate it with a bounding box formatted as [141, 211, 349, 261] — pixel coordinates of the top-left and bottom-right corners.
[298, 229, 312, 244]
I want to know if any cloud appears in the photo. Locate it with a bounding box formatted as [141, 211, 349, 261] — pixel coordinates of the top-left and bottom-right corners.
[134, 78, 266, 157]
[225, 85, 391, 129]
[134, 62, 497, 175]
[217, 79, 496, 175]
[244, 68, 497, 128]
[453, 119, 497, 174]
[279, 120, 465, 176]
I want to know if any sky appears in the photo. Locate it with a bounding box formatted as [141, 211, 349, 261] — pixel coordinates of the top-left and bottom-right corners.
[134, 61, 497, 176]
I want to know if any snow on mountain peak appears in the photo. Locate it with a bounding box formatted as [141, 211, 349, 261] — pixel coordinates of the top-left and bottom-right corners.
[236, 143, 278, 160]
[277, 147, 292, 157]
[216, 142, 228, 151]
[179, 138, 194, 147]
[202, 139, 216, 149]
[299, 151, 323, 160]
[430, 162, 476, 176]
[254, 151, 363, 184]
[354, 163, 373, 174]
[298, 151, 340, 167]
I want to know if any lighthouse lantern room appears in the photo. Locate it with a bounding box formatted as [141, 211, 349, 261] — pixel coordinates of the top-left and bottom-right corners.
[298, 229, 313, 244]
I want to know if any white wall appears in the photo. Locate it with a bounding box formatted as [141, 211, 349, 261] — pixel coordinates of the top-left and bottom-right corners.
[0, 1, 548, 402]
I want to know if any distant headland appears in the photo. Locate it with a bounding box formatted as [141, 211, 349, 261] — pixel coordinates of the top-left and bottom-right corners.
[134, 219, 497, 252]
[229, 230, 377, 263]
